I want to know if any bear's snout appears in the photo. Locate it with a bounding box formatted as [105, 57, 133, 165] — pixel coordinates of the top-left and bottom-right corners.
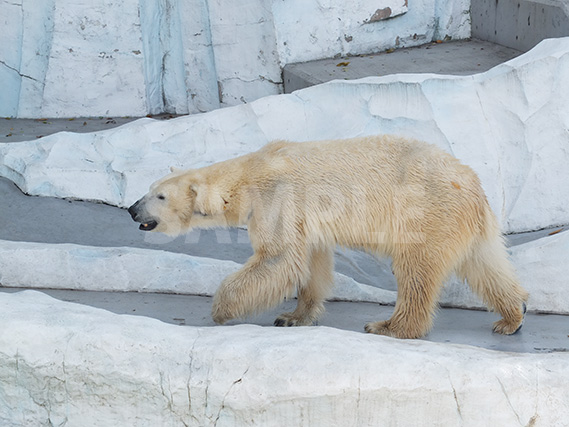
[128, 199, 141, 220]
[128, 198, 159, 231]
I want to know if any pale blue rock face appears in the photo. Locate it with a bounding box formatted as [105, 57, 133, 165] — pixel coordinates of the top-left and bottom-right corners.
[0, 0, 471, 118]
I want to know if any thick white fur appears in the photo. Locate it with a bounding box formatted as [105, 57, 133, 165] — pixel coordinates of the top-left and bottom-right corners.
[133, 135, 528, 338]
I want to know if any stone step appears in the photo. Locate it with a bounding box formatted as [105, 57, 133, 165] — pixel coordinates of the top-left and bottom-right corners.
[283, 38, 521, 93]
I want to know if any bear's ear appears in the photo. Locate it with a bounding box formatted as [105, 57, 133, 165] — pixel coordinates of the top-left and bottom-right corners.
[170, 166, 181, 173]
[189, 182, 199, 195]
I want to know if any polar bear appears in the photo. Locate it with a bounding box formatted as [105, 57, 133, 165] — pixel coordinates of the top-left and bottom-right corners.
[128, 135, 528, 339]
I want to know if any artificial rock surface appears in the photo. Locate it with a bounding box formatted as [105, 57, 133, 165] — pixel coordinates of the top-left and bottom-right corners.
[0, 0, 469, 118]
[1, 291, 567, 427]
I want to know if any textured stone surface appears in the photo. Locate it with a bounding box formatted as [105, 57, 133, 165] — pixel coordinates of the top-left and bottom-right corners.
[0, 291, 568, 427]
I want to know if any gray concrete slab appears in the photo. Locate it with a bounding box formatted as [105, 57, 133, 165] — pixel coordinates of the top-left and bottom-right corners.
[1, 287, 567, 354]
[472, 0, 569, 51]
[283, 39, 522, 93]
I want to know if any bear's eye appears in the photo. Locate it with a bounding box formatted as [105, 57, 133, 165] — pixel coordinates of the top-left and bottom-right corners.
[157, 194, 166, 200]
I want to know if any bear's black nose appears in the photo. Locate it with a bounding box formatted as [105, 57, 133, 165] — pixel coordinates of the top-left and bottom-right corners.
[128, 199, 141, 220]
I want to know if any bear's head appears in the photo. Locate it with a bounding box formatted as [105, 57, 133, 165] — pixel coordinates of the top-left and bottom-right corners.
[128, 168, 234, 236]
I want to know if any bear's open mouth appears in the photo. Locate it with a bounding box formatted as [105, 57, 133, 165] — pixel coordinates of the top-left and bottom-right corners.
[139, 220, 158, 231]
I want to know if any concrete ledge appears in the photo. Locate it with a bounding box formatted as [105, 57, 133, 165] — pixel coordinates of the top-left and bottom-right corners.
[284, 39, 521, 93]
[0, 291, 567, 426]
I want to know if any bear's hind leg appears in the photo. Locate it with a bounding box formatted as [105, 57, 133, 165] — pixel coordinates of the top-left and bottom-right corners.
[458, 236, 528, 335]
[365, 252, 445, 339]
[274, 248, 334, 327]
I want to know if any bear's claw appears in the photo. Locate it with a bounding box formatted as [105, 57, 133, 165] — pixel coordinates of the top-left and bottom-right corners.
[511, 302, 528, 334]
[274, 313, 315, 327]
[273, 318, 288, 327]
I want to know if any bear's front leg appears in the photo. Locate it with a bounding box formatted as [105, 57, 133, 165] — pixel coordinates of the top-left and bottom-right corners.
[211, 276, 241, 325]
[274, 248, 334, 327]
[212, 251, 310, 324]
[364, 252, 445, 339]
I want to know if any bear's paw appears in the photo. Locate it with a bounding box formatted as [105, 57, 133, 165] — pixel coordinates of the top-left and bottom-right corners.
[492, 302, 527, 335]
[274, 312, 316, 327]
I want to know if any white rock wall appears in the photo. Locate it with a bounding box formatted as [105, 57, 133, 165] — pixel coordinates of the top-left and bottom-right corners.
[0, 291, 567, 427]
[0, 0, 470, 118]
[1, 38, 568, 233]
[0, 240, 392, 302]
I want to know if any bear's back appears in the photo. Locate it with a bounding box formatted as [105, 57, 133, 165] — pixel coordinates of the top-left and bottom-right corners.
[253, 135, 488, 250]
[258, 135, 476, 191]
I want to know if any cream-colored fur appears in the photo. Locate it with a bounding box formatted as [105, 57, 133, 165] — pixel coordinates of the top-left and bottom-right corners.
[129, 135, 529, 338]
